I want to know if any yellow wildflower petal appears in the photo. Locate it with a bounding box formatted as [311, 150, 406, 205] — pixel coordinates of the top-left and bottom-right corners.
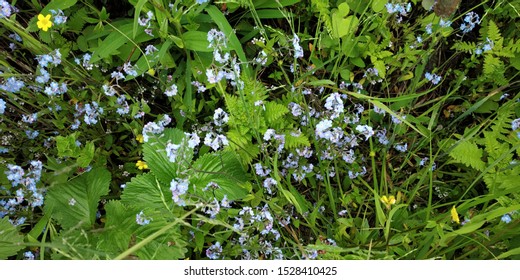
[380, 195, 396, 209]
[136, 160, 148, 170]
[451, 206, 460, 224]
[37, 14, 53, 32]
[136, 134, 144, 143]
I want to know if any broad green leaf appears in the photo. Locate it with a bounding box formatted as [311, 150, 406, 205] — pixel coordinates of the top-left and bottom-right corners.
[98, 201, 135, 255]
[332, 7, 359, 39]
[134, 217, 187, 260]
[41, 0, 77, 14]
[143, 128, 193, 185]
[45, 168, 111, 229]
[183, 31, 212, 52]
[372, 0, 387, 12]
[121, 173, 173, 210]
[90, 20, 153, 63]
[422, 0, 436, 10]
[190, 151, 249, 201]
[0, 217, 24, 259]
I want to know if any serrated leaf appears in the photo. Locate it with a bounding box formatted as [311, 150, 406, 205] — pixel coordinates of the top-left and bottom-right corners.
[45, 168, 111, 229]
[143, 128, 193, 185]
[77, 141, 95, 168]
[56, 133, 80, 158]
[265, 102, 289, 124]
[449, 140, 485, 171]
[190, 151, 249, 201]
[121, 173, 173, 210]
[133, 214, 187, 260]
[285, 133, 310, 149]
[98, 200, 135, 254]
[0, 217, 24, 259]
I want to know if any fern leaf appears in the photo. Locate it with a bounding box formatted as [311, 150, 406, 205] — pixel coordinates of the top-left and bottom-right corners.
[451, 41, 477, 54]
[449, 140, 485, 171]
[285, 132, 310, 149]
[68, 7, 88, 32]
[485, 20, 502, 44]
[265, 102, 289, 125]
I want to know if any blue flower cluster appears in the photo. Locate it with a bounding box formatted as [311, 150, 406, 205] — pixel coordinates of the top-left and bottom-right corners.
[1, 161, 44, 225]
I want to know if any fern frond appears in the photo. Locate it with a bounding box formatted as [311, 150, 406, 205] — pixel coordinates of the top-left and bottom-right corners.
[265, 102, 289, 125]
[449, 140, 486, 171]
[451, 41, 477, 54]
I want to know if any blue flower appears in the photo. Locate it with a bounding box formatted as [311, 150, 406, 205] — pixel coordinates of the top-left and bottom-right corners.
[24, 251, 35, 260]
[206, 242, 222, 259]
[0, 0, 13, 18]
[425, 72, 442, 85]
[0, 77, 24, 93]
[136, 210, 152, 225]
[501, 214, 512, 224]
[0, 98, 6, 114]
[25, 129, 39, 139]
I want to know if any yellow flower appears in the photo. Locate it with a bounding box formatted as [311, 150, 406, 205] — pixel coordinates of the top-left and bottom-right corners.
[147, 68, 156, 76]
[37, 14, 53, 32]
[136, 134, 144, 143]
[451, 206, 460, 224]
[380, 195, 396, 209]
[136, 160, 148, 170]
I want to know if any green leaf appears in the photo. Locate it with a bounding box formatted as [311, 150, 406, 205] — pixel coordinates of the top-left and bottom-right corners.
[133, 0, 148, 39]
[255, 0, 301, 8]
[265, 102, 289, 124]
[143, 128, 193, 185]
[371, 0, 386, 12]
[45, 168, 111, 229]
[77, 141, 95, 168]
[332, 4, 359, 39]
[90, 20, 153, 63]
[449, 140, 486, 171]
[41, 0, 78, 14]
[421, 0, 435, 10]
[183, 31, 212, 52]
[0, 217, 24, 260]
[56, 133, 80, 158]
[98, 201, 134, 254]
[190, 151, 249, 201]
[121, 173, 173, 210]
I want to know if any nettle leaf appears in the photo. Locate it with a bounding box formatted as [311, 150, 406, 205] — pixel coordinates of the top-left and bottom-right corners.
[143, 128, 193, 185]
[45, 168, 111, 229]
[190, 151, 249, 201]
[121, 173, 173, 210]
[0, 217, 24, 259]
